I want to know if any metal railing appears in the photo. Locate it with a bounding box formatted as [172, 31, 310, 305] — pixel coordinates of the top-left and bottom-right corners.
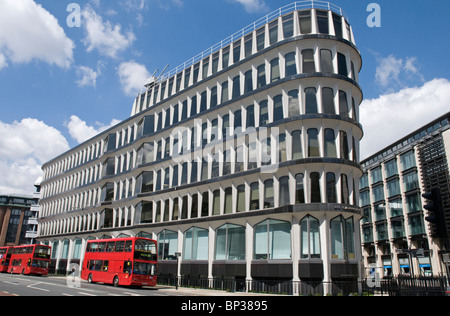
[159, 1, 348, 83]
[157, 275, 450, 296]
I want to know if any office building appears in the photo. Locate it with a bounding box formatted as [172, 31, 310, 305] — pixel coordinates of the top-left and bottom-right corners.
[0, 190, 40, 246]
[37, 2, 363, 295]
[360, 112, 450, 278]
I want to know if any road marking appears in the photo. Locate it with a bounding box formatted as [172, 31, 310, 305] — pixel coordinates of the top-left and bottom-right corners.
[27, 283, 50, 292]
[78, 292, 97, 296]
[123, 291, 142, 296]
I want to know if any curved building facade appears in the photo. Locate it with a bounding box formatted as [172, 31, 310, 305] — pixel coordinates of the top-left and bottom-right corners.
[38, 2, 363, 295]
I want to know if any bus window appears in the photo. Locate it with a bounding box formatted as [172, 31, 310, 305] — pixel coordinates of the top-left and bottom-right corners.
[89, 260, 103, 271]
[102, 261, 109, 272]
[98, 242, 106, 253]
[91, 243, 99, 252]
[115, 241, 124, 252]
[125, 241, 132, 252]
[106, 242, 115, 253]
[123, 261, 132, 274]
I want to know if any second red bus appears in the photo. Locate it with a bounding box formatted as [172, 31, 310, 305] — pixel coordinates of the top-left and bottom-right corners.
[81, 237, 157, 287]
[8, 244, 51, 276]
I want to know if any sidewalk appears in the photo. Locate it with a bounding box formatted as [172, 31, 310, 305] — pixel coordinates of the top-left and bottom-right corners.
[157, 285, 279, 296]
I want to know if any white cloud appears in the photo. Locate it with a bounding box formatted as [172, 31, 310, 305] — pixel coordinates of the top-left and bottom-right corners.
[360, 78, 450, 160]
[76, 66, 100, 88]
[375, 54, 424, 90]
[0, 0, 74, 70]
[0, 53, 7, 70]
[67, 115, 121, 144]
[0, 115, 123, 195]
[117, 61, 150, 96]
[230, 0, 268, 13]
[0, 119, 70, 195]
[82, 6, 136, 58]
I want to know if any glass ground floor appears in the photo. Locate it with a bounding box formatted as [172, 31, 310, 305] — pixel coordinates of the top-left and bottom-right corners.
[39, 205, 363, 295]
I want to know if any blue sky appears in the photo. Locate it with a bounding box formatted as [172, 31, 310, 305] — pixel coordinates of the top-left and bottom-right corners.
[1, 0, 450, 194]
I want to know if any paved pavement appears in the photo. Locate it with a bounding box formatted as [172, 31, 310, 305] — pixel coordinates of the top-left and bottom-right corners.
[0, 273, 277, 297]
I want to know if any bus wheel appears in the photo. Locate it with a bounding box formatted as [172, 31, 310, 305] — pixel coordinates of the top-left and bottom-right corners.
[88, 274, 94, 284]
[113, 276, 119, 287]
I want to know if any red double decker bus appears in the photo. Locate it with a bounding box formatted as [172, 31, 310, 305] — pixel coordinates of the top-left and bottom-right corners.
[8, 245, 51, 275]
[0, 247, 13, 273]
[81, 237, 157, 287]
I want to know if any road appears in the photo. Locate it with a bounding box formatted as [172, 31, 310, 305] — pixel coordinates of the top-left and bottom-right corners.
[0, 273, 217, 297]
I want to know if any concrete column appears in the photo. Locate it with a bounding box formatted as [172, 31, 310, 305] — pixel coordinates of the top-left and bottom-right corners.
[321, 215, 331, 295]
[245, 221, 253, 292]
[291, 218, 300, 296]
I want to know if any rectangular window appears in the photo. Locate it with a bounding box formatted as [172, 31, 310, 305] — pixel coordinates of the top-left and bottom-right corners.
[202, 58, 209, 79]
[264, 180, 274, 208]
[372, 185, 385, 203]
[285, 52, 297, 77]
[256, 27, 265, 51]
[221, 81, 229, 104]
[310, 172, 321, 203]
[259, 100, 269, 126]
[337, 53, 348, 76]
[232, 75, 241, 99]
[295, 174, 305, 204]
[270, 58, 280, 82]
[212, 53, 219, 75]
[288, 89, 300, 117]
[384, 159, 398, 178]
[269, 20, 278, 45]
[250, 182, 259, 210]
[371, 167, 382, 184]
[224, 188, 233, 214]
[292, 130, 303, 159]
[233, 40, 241, 63]
[213, 190, 221, 216]
[282, 14, 294, 38]
[244, 70, 253, 93]
[302, 49, 315, 74]
[316, 10, 329, 34]
[192, 63, 200, 84]
[400, 150, 416, 171]
[403, 172, 419, 192]
[320, 49, 333, 73]
[210, 86, 218, 108]
[246, 105, 255, 129]
[332, 13, 343, 38]
[299, 10, 312, 34]
[307, 129, 320, 157]
[244, 34, 253, 58]
[236, 185, 246, 213]
[257, 64, 266, 89]
[273, 95, 284, 122]
[222, 46, 230, 69]
[387, 179, 400, 197]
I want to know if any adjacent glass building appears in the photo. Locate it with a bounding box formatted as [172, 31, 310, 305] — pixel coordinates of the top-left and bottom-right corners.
[360, 112, 450, 278]
[38, 2, 363, 295]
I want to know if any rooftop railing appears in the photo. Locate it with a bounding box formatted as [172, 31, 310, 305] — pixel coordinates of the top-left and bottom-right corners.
[156, 1, 348, 85]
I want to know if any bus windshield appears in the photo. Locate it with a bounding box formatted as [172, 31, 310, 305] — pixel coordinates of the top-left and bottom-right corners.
[31, 259, 49, 269]
[34, 246, 51, 260]
[134, 239, 157, 261]
[133, 262, 156, 276]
